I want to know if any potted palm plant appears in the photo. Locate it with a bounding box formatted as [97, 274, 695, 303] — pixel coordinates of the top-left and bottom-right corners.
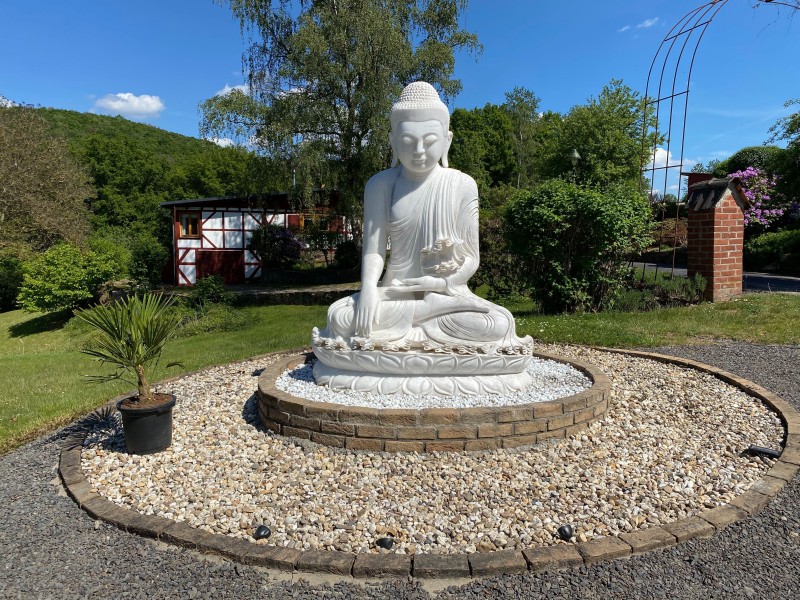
[78, 293, 184, 454]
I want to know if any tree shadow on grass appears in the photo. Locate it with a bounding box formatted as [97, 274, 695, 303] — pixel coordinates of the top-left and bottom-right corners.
[8, 310, 73, 338]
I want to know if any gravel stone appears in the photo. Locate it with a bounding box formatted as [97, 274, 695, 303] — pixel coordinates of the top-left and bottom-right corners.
[78, 345, 782, 557]
[1, 340, 799, 599]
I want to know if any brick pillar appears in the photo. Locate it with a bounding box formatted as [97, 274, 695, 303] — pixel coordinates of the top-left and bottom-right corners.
[685, 172, 713, 189]
[687, 191, 745, 302]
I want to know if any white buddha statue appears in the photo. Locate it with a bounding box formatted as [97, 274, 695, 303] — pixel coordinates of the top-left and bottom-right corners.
[311, 82, 533, 395]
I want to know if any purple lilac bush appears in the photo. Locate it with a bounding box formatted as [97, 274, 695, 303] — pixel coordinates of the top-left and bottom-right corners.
[728, 166, 784, 228]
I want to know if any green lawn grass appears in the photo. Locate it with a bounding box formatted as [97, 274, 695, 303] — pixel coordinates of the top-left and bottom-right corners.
[0, 304, 327, 454]
[515, 293, 800, 347]
[2, 292, 799, 454]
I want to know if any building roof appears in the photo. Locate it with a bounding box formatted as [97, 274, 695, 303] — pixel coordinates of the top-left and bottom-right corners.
[159, 190, 340, 211]
[686, 177, 749, 212]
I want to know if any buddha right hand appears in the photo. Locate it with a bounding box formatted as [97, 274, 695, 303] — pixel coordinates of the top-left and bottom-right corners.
[354, 286, 380, 337]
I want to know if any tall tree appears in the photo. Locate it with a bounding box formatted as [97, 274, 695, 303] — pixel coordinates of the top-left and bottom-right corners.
[449, 104, 516, 192]
[768, 98, 800, 205]
[533, 80, 658, 188]
[0, 107, 92, 252]
[502, 86, 540, 187]
[201, 0, 480, 231]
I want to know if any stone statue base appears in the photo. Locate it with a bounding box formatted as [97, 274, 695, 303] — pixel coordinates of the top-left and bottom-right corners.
[312, 361, 532, 396]
[312, 332, 534, 396]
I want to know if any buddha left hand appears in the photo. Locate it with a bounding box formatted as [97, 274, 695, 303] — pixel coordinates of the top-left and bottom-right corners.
[386, 276, 447, 294]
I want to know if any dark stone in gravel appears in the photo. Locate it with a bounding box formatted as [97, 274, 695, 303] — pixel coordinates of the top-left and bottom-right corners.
[254, 524, 271, 540]
[2, 341, 799, 599]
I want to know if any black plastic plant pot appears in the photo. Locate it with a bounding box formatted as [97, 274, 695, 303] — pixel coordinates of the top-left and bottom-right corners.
[116, 394, 177, 455]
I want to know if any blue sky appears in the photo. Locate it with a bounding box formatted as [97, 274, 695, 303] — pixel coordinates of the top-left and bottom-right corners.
[2, 0, 797, 181]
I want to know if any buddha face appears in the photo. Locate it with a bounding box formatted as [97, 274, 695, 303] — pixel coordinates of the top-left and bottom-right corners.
[392, 119, 452, 174]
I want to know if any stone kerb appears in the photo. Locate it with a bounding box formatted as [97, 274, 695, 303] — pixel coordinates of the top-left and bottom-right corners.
[257, 351, 611, 452]
[60, 348, 800, 581]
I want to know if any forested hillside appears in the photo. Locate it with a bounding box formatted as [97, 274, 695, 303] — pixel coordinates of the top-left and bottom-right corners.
[0, 106, 277, 311]
[35, 108, 263, 239]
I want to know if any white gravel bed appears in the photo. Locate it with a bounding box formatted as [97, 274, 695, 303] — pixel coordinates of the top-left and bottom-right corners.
[80, 345, 784, 555]
[276, 357, 591, 408]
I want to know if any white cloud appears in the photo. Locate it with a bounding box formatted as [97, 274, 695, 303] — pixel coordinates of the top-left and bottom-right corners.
[646, 148, 697, 171]
[215, 83, 249, 96]
[93, 92, 165, 119]
[646, 147, 681, 170]
[207, 136, 234, 148]
[617, 25, 631, 33]
[637, 17, 659, 29]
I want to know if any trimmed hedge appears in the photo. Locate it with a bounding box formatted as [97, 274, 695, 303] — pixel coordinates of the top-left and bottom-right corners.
[744, 229, 800, 274]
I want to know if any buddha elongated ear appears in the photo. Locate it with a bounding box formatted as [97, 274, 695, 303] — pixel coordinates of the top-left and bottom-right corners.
[441, 130, 453, 168]
[390, 130, 399, 167]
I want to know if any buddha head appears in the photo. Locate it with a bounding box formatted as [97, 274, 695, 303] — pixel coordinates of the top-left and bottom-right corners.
[390, 81, 453, 171]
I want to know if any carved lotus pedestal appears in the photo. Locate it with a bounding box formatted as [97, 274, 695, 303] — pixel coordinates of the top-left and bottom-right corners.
[312, 345, 534, 396]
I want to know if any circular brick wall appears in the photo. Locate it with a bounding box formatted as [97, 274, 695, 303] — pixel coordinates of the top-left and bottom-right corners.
[257, 351, 611, 452]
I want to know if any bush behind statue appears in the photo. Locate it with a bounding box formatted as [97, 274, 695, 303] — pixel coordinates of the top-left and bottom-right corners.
[744, 229, 800, 274]
[614, 270, 706, 312]
[505, 180, 652, 313]
[333, 239, 361, 270]
[129, 234, 169, 291]
[247, 223, 304, 269]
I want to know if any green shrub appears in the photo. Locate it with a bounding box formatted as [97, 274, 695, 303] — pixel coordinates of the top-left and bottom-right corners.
[505, 180, 652, 313]
[472, 208, 531, 300]
[333, 239, 361, 270]
[129, 234, 169, 290]
[720, 146, 784, 175]
[0, 254, 24, 312]
[88, 232, 131, 278]
[614, 270, 706, 312]
[18, 243, 122, 313]
[744, 229, 800, 273]
[247, 224, 304, 269]
[188, 274, 233, 307]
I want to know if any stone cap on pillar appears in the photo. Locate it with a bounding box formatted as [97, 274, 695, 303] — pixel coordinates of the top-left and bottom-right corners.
[686, 177, 750, 212]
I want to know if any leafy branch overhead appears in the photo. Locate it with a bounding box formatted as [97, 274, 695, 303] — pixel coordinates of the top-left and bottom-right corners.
[202, 0, 481, 221]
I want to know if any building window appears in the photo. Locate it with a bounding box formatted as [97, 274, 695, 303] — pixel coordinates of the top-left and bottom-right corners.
[179, 211, 200, 238]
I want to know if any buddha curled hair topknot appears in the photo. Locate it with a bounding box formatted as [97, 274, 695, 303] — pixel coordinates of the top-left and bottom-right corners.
[390, 81, 450, 132]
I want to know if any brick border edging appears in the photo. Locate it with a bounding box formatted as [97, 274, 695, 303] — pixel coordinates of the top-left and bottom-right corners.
[59, 349, 800, 580]
[256, 350, 611, 452]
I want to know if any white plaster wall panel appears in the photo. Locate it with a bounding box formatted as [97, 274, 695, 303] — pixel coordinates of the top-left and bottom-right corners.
[225, 230, 244, 248]
[245, 264, 260, 278]
[181, 249, 196, 263]
[244, 230, 253, 248]
[180, 264, 197, 284]
[269, 213, 286, 226]
[203, 229, 224, 248]
[177, 238, 203, 248]
[244, 213, 261, 230]
[224, 212, 243, 230]
[203, 211, 223, 229]
[245, 250, 259, 264]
